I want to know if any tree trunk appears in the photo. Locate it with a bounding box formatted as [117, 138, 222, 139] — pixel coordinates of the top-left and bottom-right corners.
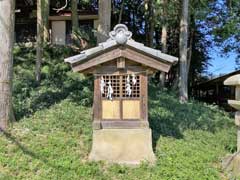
[155, 28, 160, 47]
[187, 14, 195, 74]
[71, 0, 79, 33]
[179, 0, 189, 102]
[97, 0, 111, 43]
[36, 0, 44, 83]
[144, 0, 150, 46]
[187, 27, 194, 74]
[0, 0, 15, 130]
[161, 26, 167, 53]
[43, 0, 50, 42]
[159, 0, 168, 87]
[161, 0, 168, 54]
[118, 0, 125, 24]
[148, 0, 154, 48]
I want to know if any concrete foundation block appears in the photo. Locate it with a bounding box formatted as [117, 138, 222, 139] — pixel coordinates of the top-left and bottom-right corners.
[235, 112, 240, 126]
[222, 153, 240, 178]
[89, 128, 156, 165]
[232, 154, 240, 177]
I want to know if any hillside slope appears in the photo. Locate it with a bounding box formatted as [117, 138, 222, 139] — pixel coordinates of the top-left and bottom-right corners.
[0, 44, 237, 180]
[0, 86, 237, 180]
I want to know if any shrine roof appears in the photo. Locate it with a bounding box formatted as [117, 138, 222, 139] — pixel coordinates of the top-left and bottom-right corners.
[65, 24, 178, 72]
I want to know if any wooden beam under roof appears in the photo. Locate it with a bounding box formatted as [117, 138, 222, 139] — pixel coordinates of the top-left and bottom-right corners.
[49, 14, 98, 21]
[72, 47, 171, 73]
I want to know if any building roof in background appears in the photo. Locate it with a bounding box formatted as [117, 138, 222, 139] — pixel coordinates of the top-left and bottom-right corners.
[197, 70, 240, 88]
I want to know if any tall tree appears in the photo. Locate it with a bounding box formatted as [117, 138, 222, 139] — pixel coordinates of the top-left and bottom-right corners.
[148, 0, 154, 47]
[43, 0, 50, 42]
[0, 0, 15, 130]
[97, 0, 111, 43]
[144, 0, 150, 46]
[179, 0, 189, 102]
[143, 0, 155, 47]
[187, 14, 194, 74]
[36, 0, 44, 83]
[159, 0, 168, 87]
[161, 0, 168, 53]
[71, 0, 79, 34]
[118, 0, 125, 24]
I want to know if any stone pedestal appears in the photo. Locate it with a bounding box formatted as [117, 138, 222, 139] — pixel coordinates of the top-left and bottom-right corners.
[232, 154, 240, 176]
[223, 75, 240, 177]
[223, 153, 240, 177]
[89, 128, 156, 165]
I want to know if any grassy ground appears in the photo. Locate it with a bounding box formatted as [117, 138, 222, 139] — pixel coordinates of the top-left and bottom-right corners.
[0, 44, 238, 179]
[0, 86, 237, 180]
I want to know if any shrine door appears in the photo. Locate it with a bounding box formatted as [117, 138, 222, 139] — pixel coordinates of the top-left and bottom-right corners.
[101, 74, 141, 121]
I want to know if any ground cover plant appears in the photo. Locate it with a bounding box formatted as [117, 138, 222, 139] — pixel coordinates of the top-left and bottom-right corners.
[0, 45, 238, 180]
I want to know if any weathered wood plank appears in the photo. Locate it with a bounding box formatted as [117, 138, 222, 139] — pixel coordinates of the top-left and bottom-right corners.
[122, 100, 141, 119]
[73, 47, 171, 73]
[140, 74, 148, 122]
[72, 48, 122, 72]
[102, 100, 121, 119]
[122, 48, 170, 72]
[93, 76, 101, 121]
[49, 15, 99, 21]
[99, 120, 149, 129]
[94, 65, 147, 75]
[117, 57, 125, 69]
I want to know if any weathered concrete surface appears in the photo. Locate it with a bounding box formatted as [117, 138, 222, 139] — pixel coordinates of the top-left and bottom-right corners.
[89, 128, 156, 165]
[224, 75, 240, 178]
[233, 154, 240, 177]
[235, 112, 240, 126]
[222, 153, 240, 178]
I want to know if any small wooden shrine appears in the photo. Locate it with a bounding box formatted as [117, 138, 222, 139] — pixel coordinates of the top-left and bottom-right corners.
[65, 24, 178, 164]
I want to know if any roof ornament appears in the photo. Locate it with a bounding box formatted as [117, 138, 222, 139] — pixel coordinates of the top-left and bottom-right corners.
[109, 24, 132, 45]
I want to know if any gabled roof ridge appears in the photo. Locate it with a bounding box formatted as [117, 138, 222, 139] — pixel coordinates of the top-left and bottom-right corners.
[126, 39, 177, 64]
[65, 24, 178, 67]
[65, 39, 118, 64]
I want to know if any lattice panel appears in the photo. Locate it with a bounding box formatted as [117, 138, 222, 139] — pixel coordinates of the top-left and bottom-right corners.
[122, 75, 140, 98]
[102, 75, 120, 98]
[101, 75, 140, 98]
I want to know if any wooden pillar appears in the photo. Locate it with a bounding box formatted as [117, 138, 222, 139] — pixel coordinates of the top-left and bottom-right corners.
[93, 76, 101, 129]
[141, 73, 148, 122]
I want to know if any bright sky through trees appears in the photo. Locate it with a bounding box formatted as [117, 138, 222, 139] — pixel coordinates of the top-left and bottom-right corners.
[208, 47, 237, 75]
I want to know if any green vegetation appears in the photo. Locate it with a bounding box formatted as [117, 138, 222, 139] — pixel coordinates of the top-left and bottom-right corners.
[0, 45, 238, 179]
[13, 44, 93, 120]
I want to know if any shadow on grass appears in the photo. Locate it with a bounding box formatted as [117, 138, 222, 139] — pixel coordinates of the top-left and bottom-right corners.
[148, 84, 233, 151]
[1, 129, 71, 172]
